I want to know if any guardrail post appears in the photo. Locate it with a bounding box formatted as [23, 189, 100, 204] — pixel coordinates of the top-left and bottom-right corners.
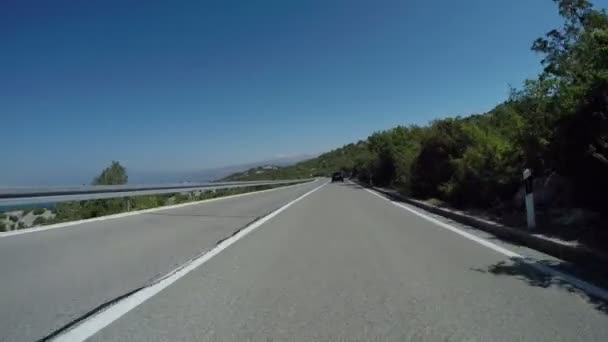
[523, 169, 535, 229]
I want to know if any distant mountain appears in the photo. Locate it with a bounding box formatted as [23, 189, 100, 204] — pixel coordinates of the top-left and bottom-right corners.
[220, 142, 368, 181]
[129, 154, 316, 184]
[263, 154, 319, 167]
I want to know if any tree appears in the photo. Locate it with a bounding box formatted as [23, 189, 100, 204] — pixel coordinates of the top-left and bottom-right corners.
[531, 0, 608, 210]
[92, 161, 128, 185]
[215, 0, 608, 216]
[532, 1, 593, 80]
[531, 0, 608, 110]
[410, 119, 471, 198]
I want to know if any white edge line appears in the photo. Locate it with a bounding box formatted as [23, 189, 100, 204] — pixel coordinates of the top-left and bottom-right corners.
[51, 181, 327, 342]
[364, 188, 608, 301]
[0, 180, 318, 239]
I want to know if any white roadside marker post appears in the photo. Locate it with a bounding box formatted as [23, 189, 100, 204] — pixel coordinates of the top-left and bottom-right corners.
[523, 169, 536, 229]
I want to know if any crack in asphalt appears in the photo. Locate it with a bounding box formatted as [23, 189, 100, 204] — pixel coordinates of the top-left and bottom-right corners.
[37, 215, 265, 342]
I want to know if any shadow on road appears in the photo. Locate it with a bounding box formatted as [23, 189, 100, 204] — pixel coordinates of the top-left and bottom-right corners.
[349, 179, 608, 314]
[471, 258, 608, 315]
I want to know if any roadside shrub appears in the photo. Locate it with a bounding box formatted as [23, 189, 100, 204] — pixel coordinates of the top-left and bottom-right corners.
[440, 124, 520, 207]
[33, 216, 47, 226]
[0, 222, 6, 232]
[410, 119, 472, 199]
[17, 222, 26, 229]
[172, 193, 189, 204]
[132, 196, 164, 210]
[9, 215, 18, 223]
[196, 191, 214, 201]
[54, 201, 83, 222]
[79, 199, 125, 219]
[33, 208, 45, 215]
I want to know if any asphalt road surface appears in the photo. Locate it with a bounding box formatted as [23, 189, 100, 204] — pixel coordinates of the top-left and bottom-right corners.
[3, 179, 608, 341]
[0, 180, 323, 342]
[91, 181, 608, 341]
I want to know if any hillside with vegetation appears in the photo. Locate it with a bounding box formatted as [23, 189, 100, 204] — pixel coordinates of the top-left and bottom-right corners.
[221, 143, 370, 181]
[1, 161, 301, 232]
[223, 0, 608, 248]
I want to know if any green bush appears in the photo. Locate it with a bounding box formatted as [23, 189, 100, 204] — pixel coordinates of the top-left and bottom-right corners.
[54, 201, 83, 222]
[132, 196, 164, 210]
[0, 213, 6, 220]
[17, 222, 26, 229]
[54, 198, 125, 220]
[443, 125, 520, 207]
[82, 198, 125, 219]
[33, 216, 47, 226]
[33, 208, 45, 215]
[409, 119, 472, 199]
[172, 193, 189, 204]
[9, 215, 18, 223]
[0, 222, 6, 232]
[196, 191, 214, 201]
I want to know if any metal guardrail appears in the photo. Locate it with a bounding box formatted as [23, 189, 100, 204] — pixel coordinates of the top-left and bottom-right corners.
[0, 179, 314, 207]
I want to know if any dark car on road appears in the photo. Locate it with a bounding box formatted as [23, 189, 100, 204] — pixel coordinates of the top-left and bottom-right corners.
[331, 172, 344, 182]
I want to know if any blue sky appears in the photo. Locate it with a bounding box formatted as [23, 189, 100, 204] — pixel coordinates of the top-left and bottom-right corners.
[2, 0, 607, 185]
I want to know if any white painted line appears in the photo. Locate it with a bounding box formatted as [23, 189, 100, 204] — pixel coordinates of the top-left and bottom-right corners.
[364, 188, 608, 301]
[51, 182, 327, 342]
[364, 189, 519, 258]
[0, 180, 317, 239]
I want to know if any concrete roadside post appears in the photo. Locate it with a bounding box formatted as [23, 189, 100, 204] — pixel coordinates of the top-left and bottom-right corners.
[523, 169, 536, 229]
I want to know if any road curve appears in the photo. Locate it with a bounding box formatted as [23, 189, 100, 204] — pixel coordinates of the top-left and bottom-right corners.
[89, 182, 608, 341]
[0, 179, 323, 342]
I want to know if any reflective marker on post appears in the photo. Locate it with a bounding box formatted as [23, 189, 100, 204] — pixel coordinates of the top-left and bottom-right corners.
[523, 169, 535, 229]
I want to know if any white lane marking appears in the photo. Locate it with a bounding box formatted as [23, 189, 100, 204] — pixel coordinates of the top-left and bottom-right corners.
[364, 189, 519, 258]
[364, 188, 608, 301]
[51, 182, 327, 342]
[0, 180, 318, 239]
